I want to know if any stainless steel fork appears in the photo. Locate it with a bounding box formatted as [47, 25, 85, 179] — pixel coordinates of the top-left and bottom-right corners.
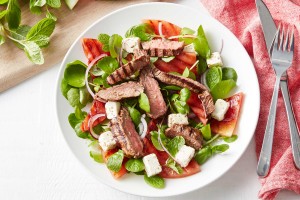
[257, 26, 295, 177]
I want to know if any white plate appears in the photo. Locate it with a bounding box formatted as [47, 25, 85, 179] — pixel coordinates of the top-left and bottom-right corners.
[55, 2, 260, 197]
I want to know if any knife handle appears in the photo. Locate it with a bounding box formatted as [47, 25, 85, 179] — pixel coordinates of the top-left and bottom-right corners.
[281, 80, 300, 170]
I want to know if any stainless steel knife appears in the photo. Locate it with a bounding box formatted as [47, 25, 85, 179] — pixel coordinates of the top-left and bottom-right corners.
[255, 0, 300, 176]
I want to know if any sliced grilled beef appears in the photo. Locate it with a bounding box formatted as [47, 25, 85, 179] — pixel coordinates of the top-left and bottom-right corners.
[139, 67, 167, 119]
[95, 81, 144, 101]
[165, 124, 203, 150]
[142, 39, 184, 57]
[107, 49, 149, 85]
[110, 107, 144, 158]
[151, 67, 215, 116]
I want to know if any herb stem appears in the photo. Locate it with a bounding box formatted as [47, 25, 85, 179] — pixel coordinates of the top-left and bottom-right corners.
[204, 134, 220, 146]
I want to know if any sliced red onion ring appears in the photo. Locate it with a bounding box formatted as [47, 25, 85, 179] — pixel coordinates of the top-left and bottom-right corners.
[139, 114, 148, 139]
[157, 130, 179, 162]
[88, 113, 106, 139]
[85, 54, 108, 98]
[200, 70, 209, 90]
[158, 22, 164, 38]
[219, 39, 224, 54]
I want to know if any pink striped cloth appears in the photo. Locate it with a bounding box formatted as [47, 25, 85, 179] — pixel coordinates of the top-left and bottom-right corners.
[201, 0, 300, 199]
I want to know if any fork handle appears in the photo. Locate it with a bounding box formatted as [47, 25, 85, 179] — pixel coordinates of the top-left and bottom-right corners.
[257, 76, 281, 177]
[281, 80, 300, 170]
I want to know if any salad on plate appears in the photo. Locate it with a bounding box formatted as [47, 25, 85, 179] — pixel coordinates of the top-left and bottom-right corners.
[60, 19, 243, 189]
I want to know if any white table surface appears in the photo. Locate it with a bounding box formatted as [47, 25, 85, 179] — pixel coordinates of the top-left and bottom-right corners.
[0, 0, 299, 199]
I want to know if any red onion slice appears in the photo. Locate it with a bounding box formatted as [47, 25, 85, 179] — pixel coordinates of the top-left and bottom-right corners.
[139, 114, 148, 139]
[158, 22, 164, 38]
[157, 131, 178, 163]
[88, 113, 106, 139]
[85, 54, 108, 98]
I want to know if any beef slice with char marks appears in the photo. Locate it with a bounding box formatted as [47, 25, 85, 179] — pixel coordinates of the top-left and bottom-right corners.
[142, 39, 184, 57]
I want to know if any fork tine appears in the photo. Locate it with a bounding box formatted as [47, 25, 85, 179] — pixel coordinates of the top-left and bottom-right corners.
[279, 25, 284, 51]
[273, 27, 280, 50]
[290, 28, 294, 52]
[284, 27, 290, 52]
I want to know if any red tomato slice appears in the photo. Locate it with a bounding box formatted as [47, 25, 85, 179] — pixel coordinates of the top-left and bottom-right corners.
[142, 19, 181, 38]
[187, 92, 208, 125]
[211, 92, 243, 137]
[81, 100, 106, 132]
[103, 149, 128, 179]
[82, 38, 109, 63]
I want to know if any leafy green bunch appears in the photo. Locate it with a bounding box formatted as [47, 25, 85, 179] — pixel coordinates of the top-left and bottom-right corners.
[0, 0, 76, 64]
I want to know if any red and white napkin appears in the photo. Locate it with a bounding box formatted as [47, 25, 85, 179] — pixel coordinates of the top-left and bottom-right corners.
[201, 0, 300, 199]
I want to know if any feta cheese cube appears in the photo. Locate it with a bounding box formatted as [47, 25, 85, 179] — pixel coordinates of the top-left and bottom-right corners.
[183, 44, 196, 53]
[212, 99, 230, 121]
[143, 153, 162, 177]
[175, 145, 195, 168]
[168, 114, 189, 127]
[105, 101, 120, 119]
[122, 37, 141, 53]
[98, 131, 117, 151]
[207, 52, 223, 68]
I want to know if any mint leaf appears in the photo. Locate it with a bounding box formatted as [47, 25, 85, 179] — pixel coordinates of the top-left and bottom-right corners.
[179, 88, 191, 102]
[206, 66, 222, 90]
[182, 67, 196, 80]
[46, 0, 61, 8]
[126, 106, 141, 127]
[29, 0, 42, 14]
[165, 157, 183, 174]
[223, 135, 238, 143]
[144, 174, 165, 189]
[89, 151, 104, 163]
[6, 0, 21, 30]
[222, 67, 238, 82]
[108, 34, 122, 58]
[138, 93, 150, 113]
[211, 144, 229, 154]
[64, 60, 87, 88]
[0, 10, 7, 19]
[125, 159, 145, 172]
[200, 124, 211, 140]
[46, 9, 57, 21]
[67, 88, 80, 107]
[180, 27, 195, 35]
[10, 25, 31, 41]
[30, 35, 50, 47]
[26, 18, 56, 40]
[166, 136, 185, 157]
[193, 25, 211, 59]
[211, 79, 236, 100]
[150, 131, 164, 151]
[96, 56, 118, 74]
[194, 146, 212, 164]
[107, 150, 124, 172]
[0, 0, 9, 4]
[98, 33, 110, 52]
[125, 23, 154, 41]
[22, 40, 44, 64]
[68, 113, 83, 129]
[34, 0, 46, 7]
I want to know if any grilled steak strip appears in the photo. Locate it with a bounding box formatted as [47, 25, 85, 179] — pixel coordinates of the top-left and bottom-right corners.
[107, 49, 149, 85]
[165, 124, 203, 150]
[110, 107, 144, 158]
[95, 81, 144, 101]
[141, 39, 184, 57]
[151, 67, 214, 115]
[139, 67, 167, 119]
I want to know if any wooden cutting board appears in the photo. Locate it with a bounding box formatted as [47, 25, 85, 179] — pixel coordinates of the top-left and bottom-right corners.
[0, 0, 158, 93]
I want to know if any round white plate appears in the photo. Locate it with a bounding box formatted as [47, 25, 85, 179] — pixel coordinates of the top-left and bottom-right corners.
[55, 2, 260, 197]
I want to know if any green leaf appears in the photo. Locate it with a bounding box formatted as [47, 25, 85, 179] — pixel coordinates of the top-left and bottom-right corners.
[6, 0, 21, 30]
[67, 88, 80, 107]
[125, 159, 145, 172]
[74, 106, 85, 119]
[166, 136, 185, 157]
[68, 113, 83, 129]
[165, 157, 183, 174]
[107, 150, 124, 172]
[96, 56, 118, 74]
[144, 174, 165, 189]
[150, 131, 164, 151]
[0, 0, 8, 4]
[197, 57, 208, 74]
[0, 10, 7, 19]
[46, 0, 61, 8]
[98, 33, 110, 52]
[206, 66, 222, 90]
[211, 79, 236, 100]
[46, 10, 57, 21]
[0, 34, 5, 45]
[30, 35, 50, 47]
[108, 34, 122, 58]
[34, 0, 46, 6]
[10, 25, 31, 41]
[194, 146, 212, 164]
[200, 124, 211, 140]
[64, 60, 87, 88]
[79, 87, 89, 106]
[173, 100, 189, 114]
[125, 23, 154, 41]
[222, 67, 238, 82]
[223, 135, 238, 143]
[61, 78, 72, 99]
[150, 57, 158, 63]
[193, 25, 211, 59]
[211, 144, 229, 154]
[180, 27, 195, 35]
[26, 18, 56, 40]
[126, 106, 141, 127]
[29, 0, 42, 14]
[182, 67, 196, 80]
[22, 40, 44, 64]
[179, 88, 191, 102]
[89, 151, 104, 163]
[138, 93, 150, 113]
[161, 56, 175, 63]
[160, 85, 181, 91]
[64, 0, 79, 10]
[74, 123, 89, 138]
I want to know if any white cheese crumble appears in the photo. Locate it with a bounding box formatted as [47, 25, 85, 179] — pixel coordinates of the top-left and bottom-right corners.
[175, 145, 195, 168]
[168, 113, 189, 127]
[207, 52, 223, 68]
[211, 99, 230, 121]
[98, 131, 117, 151]
[143, 153, 162, 177]
[105, 101, 121, 119]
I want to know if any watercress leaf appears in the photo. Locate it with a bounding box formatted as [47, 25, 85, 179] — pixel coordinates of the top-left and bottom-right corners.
[125, 159, 145, 172]
[197, 57, 207, 74]
[22, 40, 44, 64]
[67, 88, 80, 107]
[0, 10, 7, 19]
[61, 78, 71, 99]
[211, 79, 236, 100]
[150, 57, 158, 63]
[182, 67, 196, 80]
[193, 25, 211, 59]
[96, 56, 118, 74]
[126, 106, 141, 127]
[68, 113, 82, 129]
[74, 106, 84, 119]
[144, 174, 165, 189]
[98, 33, 110, 52]
[138, 93, 150, 113]
[34, 0, 46, 7]
[108, 34, 122, 58]
[6, 0, 21, 30]
[79, 87, 89, 106]
[64, 60, 87, 88]
[0, 0, 8, 4]
[166, 136, 185, 157]
[107, 150, 124, 172]
[90, 65, 104, 76]
[26, 18, 56, 40]
[74, 123, 89, 138]
[194, 146, 212, 164]
[180, 27, 195, 35]
[0, 34, 5, 45]
[165, 157, 183, 174]
[89, 151, 104, 163]
[222, 67, 238, 82]
[206, 66, 222, 90]
[161, 56, 175, 63]
[211, 144, 229, 154]
[125, 23, 154, 41]
[223, 135, 238, 143]
[46, 0, 61, 8]
[200, 124, 211, 140]
[150, 131, 164, 151]
[179, 88, 191, 102]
